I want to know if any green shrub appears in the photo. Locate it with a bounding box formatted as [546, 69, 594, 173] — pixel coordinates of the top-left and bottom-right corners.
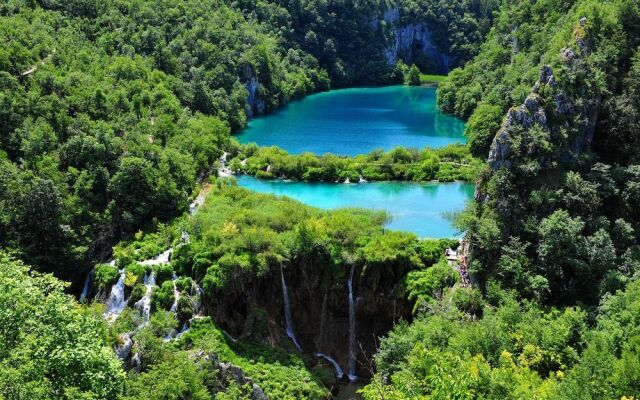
[176, 276, 192, 293]
[451, 286, 484, 316]
[94, 263, 119, 291]
[255, 170, 274, 179]
[154, 263, 174, 285]
[177, 295, 195, 321]
[127, 283, 146, 307]
[151, 280, 175, 311]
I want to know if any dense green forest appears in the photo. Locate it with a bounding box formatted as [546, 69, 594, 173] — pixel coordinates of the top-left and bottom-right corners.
[2, 0, 640, 399]
[0, 0, 493, 279]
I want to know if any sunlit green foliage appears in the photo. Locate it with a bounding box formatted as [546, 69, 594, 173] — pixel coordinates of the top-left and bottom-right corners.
[0, 253, 125, 399]
[230, 144, 483, 183]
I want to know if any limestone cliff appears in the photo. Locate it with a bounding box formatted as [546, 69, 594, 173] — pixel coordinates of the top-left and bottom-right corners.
[244, 68, 265, 118]
[205, 262, 412, 379]
[487, 18, 600, 173]
[381, 7, 455, 73]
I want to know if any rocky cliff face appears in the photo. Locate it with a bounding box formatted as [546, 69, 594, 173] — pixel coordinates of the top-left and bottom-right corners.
[470, 16, 602, 255]
[487, 18, 600, 172]
[205, 261, 412, 379]
[245, 73, 265, 118]
[381, 7, 454, 73]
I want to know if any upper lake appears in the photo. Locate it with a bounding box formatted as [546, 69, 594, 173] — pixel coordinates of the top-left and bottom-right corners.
[236, 86, 466, 156]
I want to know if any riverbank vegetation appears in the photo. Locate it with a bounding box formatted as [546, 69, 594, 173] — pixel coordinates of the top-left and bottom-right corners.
[419, 73, 447, 84]
[228, 144, 483, 183]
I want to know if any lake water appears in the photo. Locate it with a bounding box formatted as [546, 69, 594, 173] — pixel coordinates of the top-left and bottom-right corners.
[235, 175, 474, 238]
[236, 86, 466, 156]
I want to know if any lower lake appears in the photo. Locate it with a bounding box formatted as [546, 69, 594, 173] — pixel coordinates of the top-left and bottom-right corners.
[235, 175, 474, 238]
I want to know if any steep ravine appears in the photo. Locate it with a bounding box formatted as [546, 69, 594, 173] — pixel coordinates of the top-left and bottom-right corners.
[207, 261, 412, 379]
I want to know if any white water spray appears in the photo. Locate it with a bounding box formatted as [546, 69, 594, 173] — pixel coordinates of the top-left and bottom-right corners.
[347, 265, 357, 381]
[169, 273, 179, 312]
[140, 248, 172, 266]
[115, 333, 133, 360]
[104, 269, 127, 321]
[134, 272, 156, 326]
[280, 266, 302, 351]
[79, 270, 92, 302]
[315, 353, 345, 379]
[191, 282, 204, 315]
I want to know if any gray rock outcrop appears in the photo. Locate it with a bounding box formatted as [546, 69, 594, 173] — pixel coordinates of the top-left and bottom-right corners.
[377, 7, 454, 73]
[245, 75, 265, 118]
[191, 351, 269, 399]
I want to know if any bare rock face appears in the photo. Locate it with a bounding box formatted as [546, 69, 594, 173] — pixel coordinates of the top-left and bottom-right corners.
[383, 23, 455, 73]
[488, 89, 550, 170]
[488, 41, 599, 172]
[206, 262, 412, 379]
[245, 75, 266, 118]
[378, 7, 454, 73]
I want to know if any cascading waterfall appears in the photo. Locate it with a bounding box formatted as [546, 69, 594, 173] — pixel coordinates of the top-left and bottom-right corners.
[116, 333, 133, 360]
[191, 282, 204, 315]
[315, 353, 345, 379]
[140, 248, 172, 266]
[175, 322, 190, 339]
[222, 329, 238, 342]
[79, 270, 92, 302]
[347, 265, 357, 381]
[280, 266, 302, 351]
[169, 273, 179, 312]
[104, 269, 127, 321]
[134, 271, 156, 326]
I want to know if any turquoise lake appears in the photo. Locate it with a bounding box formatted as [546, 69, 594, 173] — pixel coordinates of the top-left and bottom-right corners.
[235, 175, 474, 238]
[236, 86, 466, 156]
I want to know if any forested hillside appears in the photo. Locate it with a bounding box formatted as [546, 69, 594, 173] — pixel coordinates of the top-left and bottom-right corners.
[366, 0, 640, 398]
[0, 0, 493, 280]
[442, 0, 640, 305]
[2, 0, 640, 399]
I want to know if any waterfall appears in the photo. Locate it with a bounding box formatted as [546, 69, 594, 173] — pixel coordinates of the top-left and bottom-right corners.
[280, 266, 302, 351]
[175, 322, 190, 339]
[79, 269, 93, 302]
[222, 329, 238, 342]
[134, 272, 156, 326]
[104, 269, 127, 321]
[115, 333, 133, 360]
[140, 248, 172, 266]
[191, 282, 204, 315]
[315, 353, 345, 379]
[131, 352, 142, 371]
[169, 273, 179, 313]
[319, 291, 328, 349]
[347, 265, 357, 380]
[163, 328, 177, 341]
[181, 229, 190, 243]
